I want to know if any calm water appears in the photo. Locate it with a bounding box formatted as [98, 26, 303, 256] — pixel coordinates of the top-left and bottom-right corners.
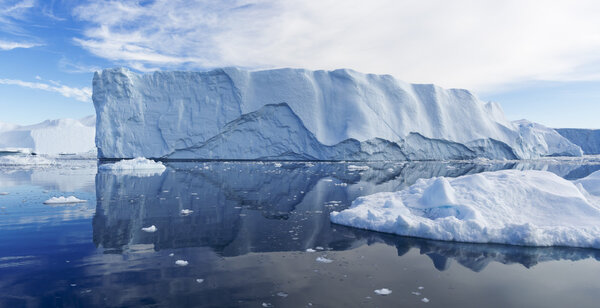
[1, 158, 600, 307]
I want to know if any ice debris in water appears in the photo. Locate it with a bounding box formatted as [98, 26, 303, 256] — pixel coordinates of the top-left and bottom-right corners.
[331, 170, 600, 248]
[347, 165, 369, 171]
[180, 209, 194, 215]
[418, 286, 424, 290]
[175, 260, 188, 266]
[262, 303, 273, 307]
[422, 298, 430, 303]
[374, 288, 392, 295]
[43, 196, 86, 205]
[141, 225, 157, 233]
[196, 279, 204, 283]
[305, 248, 316, 252]
[0, 192, 9, 195]
[316, 256, 333, 263]
[99, 157, 166, 171]
[277, 292, 288, 297]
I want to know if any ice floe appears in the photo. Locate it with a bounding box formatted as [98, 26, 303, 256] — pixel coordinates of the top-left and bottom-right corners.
[98, 157, 166, 176]
[141, 225, 157, 233]
[374, 288, 392, 295]
[331, 170, 600, 248]
[44, 196, 86, 205]
[175, 260, 188, 266]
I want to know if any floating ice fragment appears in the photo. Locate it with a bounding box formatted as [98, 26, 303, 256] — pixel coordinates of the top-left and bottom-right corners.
[262, 303, 273, 307]
[316, 256, 333, 263]
[169, 253, 174, 257]
[44, 196, 86, 205]
[315, 246, 324, 250]
[421, 298, 430, 303]
[277, 292, 288, 297]
[412, 292, 421, 296]
[141, 225, 157, 233]
[374, 288, 392, 295]
[180, 209, 194, 215]
[175, 260, 188, 266]
[305, 248, 316, 252]
[347, 165, 369, 171]
[0, 192, 8, 195]
[418, 286, 424, 290]
[196, 279, 204, 283]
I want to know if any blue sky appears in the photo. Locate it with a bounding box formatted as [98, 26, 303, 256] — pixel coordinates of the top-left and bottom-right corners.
[1, 0, 599, 128]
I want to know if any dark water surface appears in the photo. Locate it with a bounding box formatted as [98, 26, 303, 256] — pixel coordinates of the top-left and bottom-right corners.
[1, 158, 600, 307]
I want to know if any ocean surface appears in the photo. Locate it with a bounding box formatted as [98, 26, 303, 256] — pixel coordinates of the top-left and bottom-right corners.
[1, 158, 600, 307]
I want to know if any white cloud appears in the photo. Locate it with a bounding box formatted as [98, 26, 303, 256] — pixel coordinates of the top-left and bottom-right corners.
[0, 39, 39, 50]
[0, 78, 92, 102]
[73, 0, 600, 91]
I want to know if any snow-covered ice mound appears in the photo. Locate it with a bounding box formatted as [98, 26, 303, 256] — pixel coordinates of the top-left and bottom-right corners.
[98, 157, 166, 176]
[0, 155, 54, 166]
[575, 170, 600, 196]
[331, 170, 600, 248]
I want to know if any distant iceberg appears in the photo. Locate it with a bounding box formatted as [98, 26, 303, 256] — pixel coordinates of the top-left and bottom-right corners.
[330, 170, 600, 248]
[0, 116, 96, 155]
[93, 67, 581, 160]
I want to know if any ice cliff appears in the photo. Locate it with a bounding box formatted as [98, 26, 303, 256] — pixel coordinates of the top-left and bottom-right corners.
[0, 116, 96, 155]
[93, 67, 581, 160]
[556, 128, 600, 155]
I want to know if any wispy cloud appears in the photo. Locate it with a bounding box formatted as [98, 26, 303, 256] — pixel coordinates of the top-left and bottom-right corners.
[0, 39, 39, 50]
[0, 78, 92, 102]
[72, 0, 600, 91]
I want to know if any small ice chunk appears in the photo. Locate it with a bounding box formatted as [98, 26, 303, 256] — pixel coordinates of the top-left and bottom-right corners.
[305, 248, 316, 252]
[141, 225, 157, 233]
[421, 298, 430, 303]
[347, 165, 369, 171]
[411, 292, 421, 296]
[374, 288, 392, 295]
[418, 286, 424, 290]
[262, 303, 273, 307]
[316, 256, 333, 263]
[196, 279, 204, 283]
[277, 291, 288, 297]
[0, 192, 9, 195]
[175, 260, 188, 266]
[44, 196, 86, 205]
[273, 162, 282, 168]
[180, 209, 194, 215]
[315, 246, 324, 250]
[169, 253, 174, 257]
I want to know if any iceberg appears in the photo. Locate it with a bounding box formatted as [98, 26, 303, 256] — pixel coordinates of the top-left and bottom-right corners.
[556, 128, 600, 155]
[330, 170, 600, 248]
[0, 116, 96, 155]
[93, 67, 581, 160]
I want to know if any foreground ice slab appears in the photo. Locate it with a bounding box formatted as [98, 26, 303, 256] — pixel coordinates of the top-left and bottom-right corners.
[93, 67, 580, 160]
[331, 170, 600, 248]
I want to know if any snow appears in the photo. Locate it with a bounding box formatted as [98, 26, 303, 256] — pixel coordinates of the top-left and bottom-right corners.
[98, 157, 166, 176]
[93, 67, 580, 160]
[0, 155, 54, 166]
[575, 171, 600, 196]
[374, 288, 392, 295]
[0, 116, 95, 155]
[44, 196, 87, 205]
[175, 260, 188, 266]
[331, 170, 600, 248]
[141, 225, 157, 232]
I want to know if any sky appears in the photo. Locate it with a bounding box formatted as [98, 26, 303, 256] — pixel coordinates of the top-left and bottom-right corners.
[1, 0, 599, 128]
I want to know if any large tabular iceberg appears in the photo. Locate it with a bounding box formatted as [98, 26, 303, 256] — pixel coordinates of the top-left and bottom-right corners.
[330, 170, 600, 248]
[93, 67, 581, 160]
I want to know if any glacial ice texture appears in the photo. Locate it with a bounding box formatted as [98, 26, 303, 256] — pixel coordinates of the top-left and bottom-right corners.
[331, 170, 600, 248]
[93, 67, 581, 160]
